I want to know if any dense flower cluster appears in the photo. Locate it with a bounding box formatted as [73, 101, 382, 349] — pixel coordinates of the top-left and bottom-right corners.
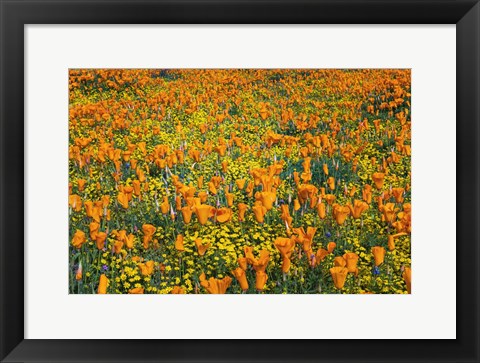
[69, 69, 411, 294]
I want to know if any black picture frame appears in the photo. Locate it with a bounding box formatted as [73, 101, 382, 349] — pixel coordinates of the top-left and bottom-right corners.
[1, 0, 479, 362]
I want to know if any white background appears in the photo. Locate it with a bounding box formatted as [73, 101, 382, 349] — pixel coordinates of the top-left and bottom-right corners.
[25, 25, 456, 339]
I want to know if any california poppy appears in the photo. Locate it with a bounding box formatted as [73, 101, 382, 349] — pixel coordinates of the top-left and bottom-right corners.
[314, 248, 329, 266]
[175, 235, 185, 252]
[89, 221, 100, 240]
[69, 194, 82, 212]
[274, 237, 296, 273]
[180, 206, 192, 224]
[348, 199, 369, 219]
[142, 224, 156, 249]
[138, 260, 155, 276]
[252, 203, 267, 223]
[392, 187, 405, 203]
[199, 273, 232, 294]
[195, 238, 210, 256]
[343, 252, 359, 275]
[372, 246, 386, 266]
[330, 267, 348, 289]
[160, 196, 169, 215]
[193, 204, 213, 225]
[327, 177, 335, 191]
[97, 274, 109, 294]
[129, 287, 144, 294]
[71, 229, 86, 249]
[317, 202, 326, 219]
[95, 232, 107, 250]
[255, 271, 268, 291]
[235, 179, 246, 190]
[171, 286, 186, 294]
[327, 241, 336, 254]
[117, 192, 129, 209]
[332, 204, 350, 225]
[215, 207, 233, 223]
[232, 267, 249, 291]
[323, 163, 329, 175]
[238, 203, 249, 222]
[372, 172, 385, 190]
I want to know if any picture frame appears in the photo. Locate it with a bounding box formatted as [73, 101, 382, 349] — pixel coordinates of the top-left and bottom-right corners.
[1, 0, 479, 362]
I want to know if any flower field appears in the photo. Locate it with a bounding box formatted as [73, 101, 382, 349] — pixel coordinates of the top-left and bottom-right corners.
[69, 69, 411, 294]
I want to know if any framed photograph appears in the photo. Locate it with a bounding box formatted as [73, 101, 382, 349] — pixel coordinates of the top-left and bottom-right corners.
[1, 0, 479, 362]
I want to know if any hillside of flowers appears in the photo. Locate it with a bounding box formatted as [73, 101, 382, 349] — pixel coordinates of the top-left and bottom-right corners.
[69, 69, 411, 294]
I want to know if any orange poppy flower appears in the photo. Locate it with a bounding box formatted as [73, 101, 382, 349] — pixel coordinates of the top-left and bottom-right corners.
[98, 274, 109, 294]
[160, 196, 169, 215]
[237, 203, 249, 222]
[332, 204, 350, 225]
[95, 232, 107, 250]
[216, 207, 233, 223]
[84, 200, 94, 217]
[280, 204, 293, 227]
[235, 179, 246, 190]
[171, 286, 186, 294]
[334, 256, 347, 268]
[330, 267, 348, 289]
[71, 229, 86, 249]
[327, 241, 336, 253]
[380, 203, 399, 224]
[180, 206, 192, 224]
[324, 194, 336, 205]
[252, 250, 270, 272]
[132, 180, 141, 196]
[317, 202, 326, 219]
[372, 172, 385, 190]
[259, 191, 276, 210]
[274, 237, 296, 273]
[117, 192, 129, 209]
[293, 198, 301, 211]
[89, 221, 99, 240]
[175, 235, 185, 252]
[225, 192, 235, 207]
[343, 252, 359, 275]
[313, 248, 329, 266]
[198, 191, 208, 203]
[327, 177, 335, 190]
[252, 203, 267, 223]
[238, 257, 248, 271]
[128, 287, 144, 294]
[125, 233, 135, 249]
[293, 227, 317, 253]
[348, 199, 369, 219]
[197, 176, 204, 189]
[372, 246, 386, 266]
[138, 260, 155, 276]
[232, 267, 249, 291]
[195, 238, 210, 256]
[392, 187, 405, 203]
[113, 240, 124, 254]
[69, 194, 82, 212]
[199, 273, 232, 294]
[208, 181, 217, 195]
[77, 179, 86, 192]
[142, 224, 156, 249]
[255, 271, 268, 291]
[194, 204, 214, 225]
[175, 195, 182, 210]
